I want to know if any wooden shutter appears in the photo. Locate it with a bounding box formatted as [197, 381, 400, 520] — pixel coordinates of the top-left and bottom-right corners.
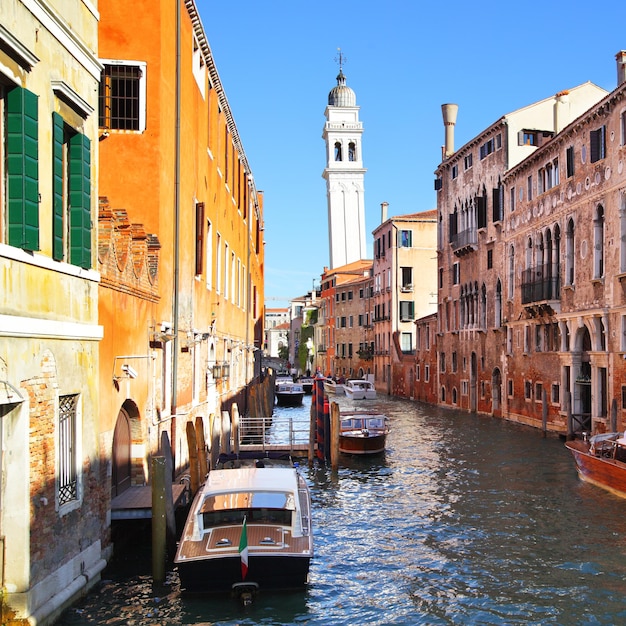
[7, 86, 39, 250]
[69, 132, 92, 269]
[52, 112, 64, 260]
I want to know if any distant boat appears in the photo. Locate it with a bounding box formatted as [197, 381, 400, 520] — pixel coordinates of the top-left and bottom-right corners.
[299, 377, 314, 395]
[324, 378, 345, 395]
[174, 453, 313, 599]
[343, 379, 377, 400]
[275, 380, 304, 407]
[338, 411, 390, 455]
[565, 433, 626, 498]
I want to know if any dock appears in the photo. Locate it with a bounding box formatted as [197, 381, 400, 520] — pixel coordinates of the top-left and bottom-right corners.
[111, 483, 189, 520]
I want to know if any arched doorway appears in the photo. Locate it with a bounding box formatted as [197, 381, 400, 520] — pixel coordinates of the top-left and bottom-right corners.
[572, 326, 592, 432]
[111, 408, 131, 497]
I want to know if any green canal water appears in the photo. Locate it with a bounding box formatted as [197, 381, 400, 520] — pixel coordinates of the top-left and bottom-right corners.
[57, 395, 626, 625]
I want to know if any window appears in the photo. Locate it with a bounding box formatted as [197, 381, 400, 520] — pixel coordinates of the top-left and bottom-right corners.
[399, 300, 415, 321]
[399, 230, 412, 247]
[401, 267, 413, 290]
[535, 382, 543, 402]
[424, 365, 430, 382]
[487, 249, 493, 269]
[452, 262, 460, 285]
[508, 379, 514, 397]
[566, 146, 575, 178]
[527, 175, 533, 201]
[464, 153, 473, 170]
[99, 61, 147, 131]
[520, 131, 539, 146]
[551, 383, 560, 404]
[621, 109, 626, 146]
[400, 333, 412, 353]
[334, 141, 342, 161]
[510, 186, 515, 213]
[590, 126, 606, 163]
[479, 134, 500, 159]
[58, 394, 79, 507]
[451, 164, 458, 179]
[348, 142, 356, 161]
[6, 85, 39, 251]
[565, 218, 575, 286]
[195, 202, 205, 276]
[440, 352, 446, 373]
[594, 205, 605, 279]
[525, 380, 532, 400]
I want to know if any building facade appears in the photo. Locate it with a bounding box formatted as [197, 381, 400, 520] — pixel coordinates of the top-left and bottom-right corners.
[0, 1, 104, 622]
[430, 52, 626, 435]
[372, 206, 438, 395]
[98, 0, 265, 508]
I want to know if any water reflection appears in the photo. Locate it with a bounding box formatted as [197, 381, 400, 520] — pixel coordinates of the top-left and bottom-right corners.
[58, 397, 626, 625]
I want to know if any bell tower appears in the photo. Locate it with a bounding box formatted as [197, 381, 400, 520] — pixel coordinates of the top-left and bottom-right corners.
[322, 52, 367, 269]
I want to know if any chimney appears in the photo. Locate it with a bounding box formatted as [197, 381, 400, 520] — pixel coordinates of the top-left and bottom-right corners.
[617, 50, 626, 86]
[381, 201, 388, 223]
[441, 103, 459, 159]
[554, 90, 569, 134]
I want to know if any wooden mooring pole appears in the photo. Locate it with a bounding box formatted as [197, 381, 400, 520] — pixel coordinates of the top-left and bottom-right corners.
[151, 456, 167, 584]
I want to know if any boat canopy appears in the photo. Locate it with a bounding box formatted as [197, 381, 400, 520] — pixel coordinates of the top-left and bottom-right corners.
[200, 491, 296, 513]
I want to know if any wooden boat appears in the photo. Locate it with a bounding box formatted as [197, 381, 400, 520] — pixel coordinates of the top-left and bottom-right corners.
[565, 433, 626, 498]
[324, 378, 345, 395]
[343, 379, 377, 400]
[339, 411, 390, 455]
[174, 453, 313, 598]
[275, 380, 304, 407]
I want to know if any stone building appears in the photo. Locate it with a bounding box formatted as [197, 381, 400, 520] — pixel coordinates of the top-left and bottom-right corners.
[372, 206, 438, 395]
[0, 1, 104, 622]
[98, 0, 265, 513]
[431, 51, 626, 436]
[502, 51, 626, 434]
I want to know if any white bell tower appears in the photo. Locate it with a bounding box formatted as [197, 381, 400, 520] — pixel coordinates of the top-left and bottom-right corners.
[322, 53, 367, 269]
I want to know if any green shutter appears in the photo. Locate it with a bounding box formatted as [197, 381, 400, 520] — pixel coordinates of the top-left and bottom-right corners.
[7, 86, 39, 251]
[69, 133, 92, 269]
[52, 112, 64, 260]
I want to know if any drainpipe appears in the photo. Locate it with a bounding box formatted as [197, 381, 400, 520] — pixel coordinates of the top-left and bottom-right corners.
[172, 0, 181, 416]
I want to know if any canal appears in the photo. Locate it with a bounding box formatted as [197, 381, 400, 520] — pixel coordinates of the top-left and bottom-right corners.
[57, 395, 626, 625]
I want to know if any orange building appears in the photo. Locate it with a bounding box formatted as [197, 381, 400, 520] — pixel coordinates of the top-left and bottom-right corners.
[98, 0, 264, 497]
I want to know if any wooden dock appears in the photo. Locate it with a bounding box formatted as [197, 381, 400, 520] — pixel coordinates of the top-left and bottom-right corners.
[111, 484, 189, 520]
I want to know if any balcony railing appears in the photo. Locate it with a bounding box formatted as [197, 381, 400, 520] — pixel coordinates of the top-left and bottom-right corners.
[521, 265, 561, 304]
[451, 228, 478, 253]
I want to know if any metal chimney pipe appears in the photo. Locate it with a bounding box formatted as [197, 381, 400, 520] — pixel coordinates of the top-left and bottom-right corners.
[441, 103, 459, 159]
[617, 50, 626, 86]
[381, 201, 388, 223]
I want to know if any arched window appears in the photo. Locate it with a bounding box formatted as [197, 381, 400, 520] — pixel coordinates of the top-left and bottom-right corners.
[334, 141, 342, 161]
[481, 283, 487, 329]
[348, 142, 356, 161]
[594, 205, 605, 279]
[495, 279, 502, 328]
[566, 218, 575, 286]
[620, 194, 626, 272]
[508, 245, 515, 300]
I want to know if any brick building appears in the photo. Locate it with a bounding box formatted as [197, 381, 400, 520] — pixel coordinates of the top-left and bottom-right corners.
[431, 51, 626, 436]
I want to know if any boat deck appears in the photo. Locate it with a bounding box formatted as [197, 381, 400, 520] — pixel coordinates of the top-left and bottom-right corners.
[177, 523, 312, 560]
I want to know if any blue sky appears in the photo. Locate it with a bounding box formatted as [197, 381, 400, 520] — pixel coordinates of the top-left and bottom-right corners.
[197, 0, 624, 308]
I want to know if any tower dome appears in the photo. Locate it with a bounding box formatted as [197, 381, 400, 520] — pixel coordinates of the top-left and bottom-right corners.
[328, 69, 356, 107]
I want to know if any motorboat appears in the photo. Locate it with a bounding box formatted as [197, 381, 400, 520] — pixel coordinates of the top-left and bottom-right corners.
[343, 379, 377, 400]
[324, 378, 345, 395]
[338, 411, 390, 455]
[565, 432, 626, 498]
[299, 377, 314, 395]
[275, 380, 304, 407]
[174, 453, 313, 598]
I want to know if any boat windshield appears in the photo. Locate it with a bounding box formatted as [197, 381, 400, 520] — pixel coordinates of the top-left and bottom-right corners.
[200, 490, 295, 513]
[202, 507, 292, 528]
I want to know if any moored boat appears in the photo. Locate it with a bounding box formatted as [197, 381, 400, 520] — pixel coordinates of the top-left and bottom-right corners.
[565, 433, 626, 498]
[174, 453, 313, 597]
[299, 377, 314, 395]
[343, 379, 377, 400]
[324, 378, 345, 395]
[339, 411, 390, 455]
[275, 380, 304, 407]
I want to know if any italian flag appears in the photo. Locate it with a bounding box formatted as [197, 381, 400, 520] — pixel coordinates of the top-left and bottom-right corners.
[239, 515, 249, 580]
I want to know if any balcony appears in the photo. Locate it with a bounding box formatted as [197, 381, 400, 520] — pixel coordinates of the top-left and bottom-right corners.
[400, 284, 413, 293]
[451, 228, 478, 256]
[521, 265, 561, 306]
